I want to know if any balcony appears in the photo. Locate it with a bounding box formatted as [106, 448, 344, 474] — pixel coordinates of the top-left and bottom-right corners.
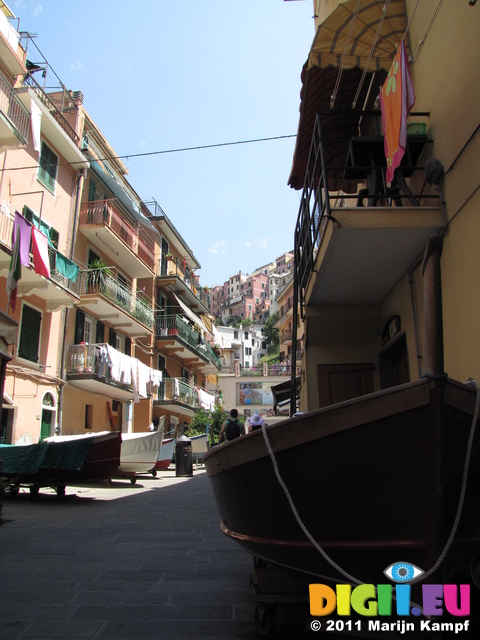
[157, 255, 210, 313]
[155, 315, 222, 374]
[154, 377, 216, 417]
[66, 342, 154, 402]
[0, 71, 30, 149]
[293, 111, 444, 313]
[280, 329, 292, 346]
[79, 268, 154, 337]
[79, 200, 155, 279]
[0, 212, 81, 310]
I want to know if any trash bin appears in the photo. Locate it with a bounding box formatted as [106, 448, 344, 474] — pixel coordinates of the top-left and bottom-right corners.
[175, 436, 193, 477]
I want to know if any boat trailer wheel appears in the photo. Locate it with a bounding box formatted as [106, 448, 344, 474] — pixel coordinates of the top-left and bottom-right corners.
[255, 603, 276, 639]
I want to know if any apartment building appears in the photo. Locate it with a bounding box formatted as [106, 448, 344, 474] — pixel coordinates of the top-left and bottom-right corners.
[0, 21, 90, 444]
[288, 1, 480, 413]
[144, 201, 219, 437]
[210, 252, 293, 324]
[0, 7, 218, 443]
[215, 324, 267, 372]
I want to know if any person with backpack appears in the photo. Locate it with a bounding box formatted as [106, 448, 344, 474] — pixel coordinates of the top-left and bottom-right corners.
[218, 408, 243, 444]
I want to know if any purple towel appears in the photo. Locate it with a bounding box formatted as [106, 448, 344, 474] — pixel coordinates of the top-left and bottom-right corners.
[13, 210, 32, 267]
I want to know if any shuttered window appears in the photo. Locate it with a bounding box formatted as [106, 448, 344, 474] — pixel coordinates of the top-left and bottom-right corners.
[18, 304, 42, 362]
[37, 142, 58, 192]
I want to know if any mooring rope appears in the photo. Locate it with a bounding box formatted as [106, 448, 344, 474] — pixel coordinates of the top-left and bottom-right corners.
[261, 377, 480, 587]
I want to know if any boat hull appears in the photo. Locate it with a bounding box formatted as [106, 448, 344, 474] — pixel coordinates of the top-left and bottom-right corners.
[117, 429, 164, 474]
[1, 431, 122, 490]
[154, 437, 175, 471]
[204, 378, 480, 583]
[190, 433, 208, 463]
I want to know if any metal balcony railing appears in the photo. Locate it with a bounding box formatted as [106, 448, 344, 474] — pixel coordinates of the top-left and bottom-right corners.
[155, 314, 222, 370]
[158, 255, 210, 309]
[0, 73, 30, 144]
[156, 377, 217, 411]
[80, 200, 155, 272]
[81, 268, 154, 329]
[22, 74, 80, 146]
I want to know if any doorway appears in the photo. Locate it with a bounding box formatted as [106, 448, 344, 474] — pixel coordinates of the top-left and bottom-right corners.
[40, 392, 56, 440]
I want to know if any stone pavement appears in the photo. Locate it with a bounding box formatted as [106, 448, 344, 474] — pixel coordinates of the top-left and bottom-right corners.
[0, 466, 310, 640]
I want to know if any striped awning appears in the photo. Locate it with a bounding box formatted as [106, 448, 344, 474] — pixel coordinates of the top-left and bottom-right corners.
[307, 0, 409, 73]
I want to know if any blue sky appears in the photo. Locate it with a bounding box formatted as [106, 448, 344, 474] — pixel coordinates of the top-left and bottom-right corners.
[13, 0, 315, 286]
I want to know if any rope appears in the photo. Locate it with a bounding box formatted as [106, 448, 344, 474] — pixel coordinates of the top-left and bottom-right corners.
[330, 0, 362, 109]
[414, 377, 480, 583]
[260, 422, 363, 585]
[261, 377, 480, 587]
[352, 0, 391, 109]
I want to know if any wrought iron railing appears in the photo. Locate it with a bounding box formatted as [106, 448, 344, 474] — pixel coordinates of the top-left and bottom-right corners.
[155, 314, 222, 370]
[157, 255, 210, 310]
[81, 268, 154, 329]
[21, 74, 80, 146]
[0, 73, 30, 144]
[156, 377, 217, 411]
[80, 200, 155, 272]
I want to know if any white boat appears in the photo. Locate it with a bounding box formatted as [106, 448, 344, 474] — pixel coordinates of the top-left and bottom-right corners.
[190, 432, 208, 463]
[116, 429, 164, 481]
[153, 437, 176, 472]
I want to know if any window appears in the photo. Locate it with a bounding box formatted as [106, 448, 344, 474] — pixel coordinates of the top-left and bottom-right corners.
[18, 304, 42, 363]
[88, 179, 97, 202]
[38, 142, 58, 192]
[84, 318, 92, 344]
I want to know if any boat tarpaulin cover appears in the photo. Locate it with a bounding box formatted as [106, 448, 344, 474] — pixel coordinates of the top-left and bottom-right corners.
[0, 438, 92, 475]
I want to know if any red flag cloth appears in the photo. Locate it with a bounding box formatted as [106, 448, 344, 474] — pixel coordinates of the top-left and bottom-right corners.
[380, 41, 415, 183]
[31, 227, 51, 278]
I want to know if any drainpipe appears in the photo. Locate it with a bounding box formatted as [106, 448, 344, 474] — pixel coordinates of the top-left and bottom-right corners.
[57, 168, 85, 434]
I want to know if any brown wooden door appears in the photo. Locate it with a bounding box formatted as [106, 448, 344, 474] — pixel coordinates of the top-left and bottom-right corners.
[317, 363, 375, 408]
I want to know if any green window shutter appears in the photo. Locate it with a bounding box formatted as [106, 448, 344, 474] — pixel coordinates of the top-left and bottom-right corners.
[18, 305, 41, 362]
[38, 143, 58, 192]
[95, 321, 105, 344]
[108, 328, 116, 347]
[88, 179, 97, 202]
[74, 309, 85, 345]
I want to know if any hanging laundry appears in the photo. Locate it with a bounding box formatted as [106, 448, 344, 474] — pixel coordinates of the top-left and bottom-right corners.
[13, 210, 32, 268]
[55, 252, 80, 283]
[6, 226, 21, 312]
[31, 227, 51, 278]
[381, 40, 415, 183]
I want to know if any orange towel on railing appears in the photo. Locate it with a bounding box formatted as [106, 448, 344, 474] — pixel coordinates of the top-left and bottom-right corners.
[380, 40, 415, 183]
[31, 227, 50, 278]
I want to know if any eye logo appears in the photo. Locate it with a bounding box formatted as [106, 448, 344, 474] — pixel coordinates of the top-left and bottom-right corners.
[384, 561, 424, 583]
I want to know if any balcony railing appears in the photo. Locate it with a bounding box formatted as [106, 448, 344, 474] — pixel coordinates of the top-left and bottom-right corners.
[0, 73, 30, 144]
[158, 256, 210, 309]
[80, 199, 155, 272]
[156, 314, 222, 370]
[156, 377, 217, 411]
[81, 268, 154, 329]
[22, 74, 80, 146]
[219, 363, 301, 377]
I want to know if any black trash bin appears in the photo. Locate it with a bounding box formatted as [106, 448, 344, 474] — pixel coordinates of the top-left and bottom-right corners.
[175, 436, 193, 477]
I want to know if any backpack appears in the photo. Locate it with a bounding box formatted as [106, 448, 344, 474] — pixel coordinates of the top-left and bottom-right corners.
[225, 419, 242, 441]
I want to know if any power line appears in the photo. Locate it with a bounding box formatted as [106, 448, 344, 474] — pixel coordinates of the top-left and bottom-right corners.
[6, 134, 297, 172]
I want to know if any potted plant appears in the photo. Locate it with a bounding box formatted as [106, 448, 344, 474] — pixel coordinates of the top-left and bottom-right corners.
[86, 259, 111, 293]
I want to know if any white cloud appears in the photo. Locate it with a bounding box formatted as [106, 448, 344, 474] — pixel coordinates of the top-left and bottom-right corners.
[120, 63, 133, 74]
[32, 3, 42, 17]
[69, 58, 83, 71]
[209, 240, 228, 255]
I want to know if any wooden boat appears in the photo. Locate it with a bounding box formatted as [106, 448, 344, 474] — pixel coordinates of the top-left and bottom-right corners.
[115, 428, 164, 482]
[204, 236, 480, 586]
[0, 431, 122, 497]
[153, 437, 175, 472]
[190, 432, 208, 463]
